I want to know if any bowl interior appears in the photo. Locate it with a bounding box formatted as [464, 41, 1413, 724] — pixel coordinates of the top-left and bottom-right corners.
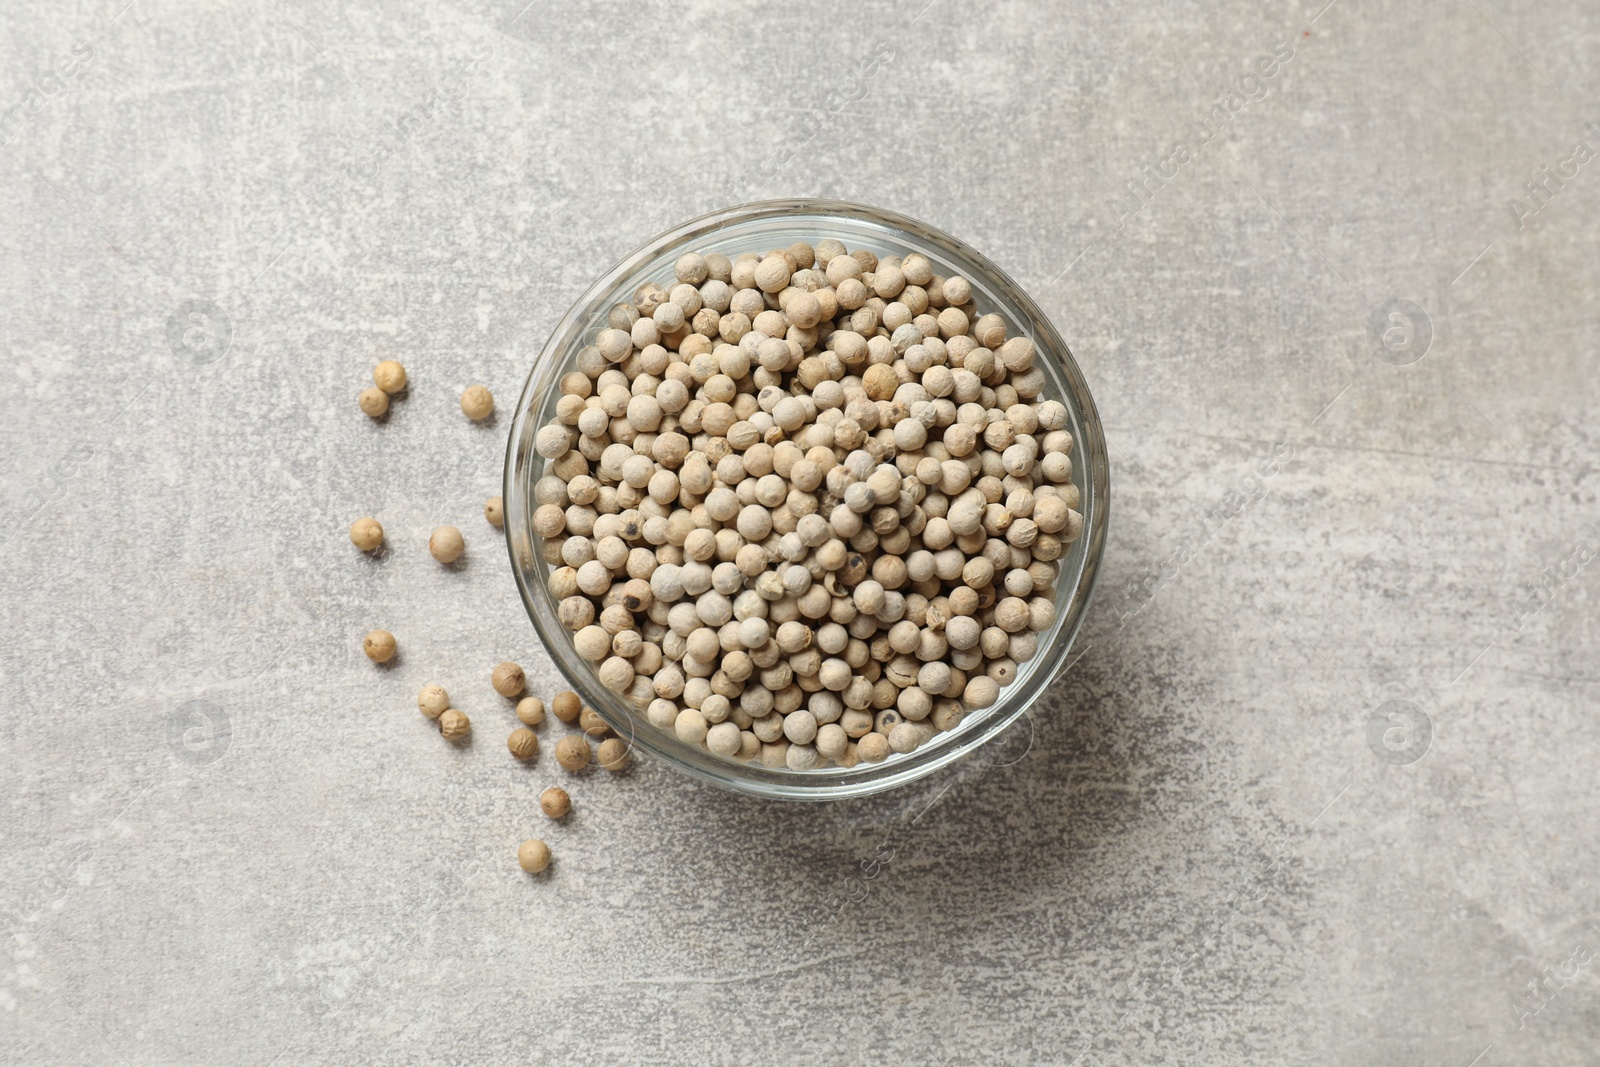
[504, 200, 1108, 799]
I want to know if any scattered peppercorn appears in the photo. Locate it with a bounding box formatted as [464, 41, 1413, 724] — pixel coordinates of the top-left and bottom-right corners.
[349, 517, 384, 552]
[439, 708, 470, 742]
[484, 496, 504, 528]
[461, 384, 494, 421]
[373, 360, 407, 394]
[539, 786, 571, 818]
[516, 697, 545, 726]
[418, 684, 450, 720]
[517, 838, 551, 873]
[551, 691, 582, 724]
[429, 525, 465, 564]
[492, 661, 526, 698]
[358, 387, 388, 418]
[555, 734, 590, 772]
[597, 737, 629, 771]
[363, 629, 396, 663]
[507, 727, 539, 760]
[578, 706, 609, 737]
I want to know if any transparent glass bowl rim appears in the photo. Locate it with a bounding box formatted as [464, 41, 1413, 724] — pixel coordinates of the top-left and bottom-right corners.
[503, 198, 1109, 801]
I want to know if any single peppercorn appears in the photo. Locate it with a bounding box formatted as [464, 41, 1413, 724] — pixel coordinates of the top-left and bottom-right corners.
[492, 661, 526, 698]
[517, 838, 551, 873]
[597, 737, 629, 771]
[439, 708, 470, 741]
[418, 684, 449, 720]
[507, 727, 539, 760]
[460, 384, 494, 421]
[516, 697, 545, 726]
[373, 360, 407, 394]
[484, 496, 504, 528]
[429, 525, 464, 564]
[578, 706, 609, 737]
[349, 517, 383, 552]
[555, 734, 590, 771]
[858, 732, 890, 762]
[363, 629, 396, 663]
[358, 387, 388, 418]
[551, 691, 582, 723]
[539, 786, 571, 818]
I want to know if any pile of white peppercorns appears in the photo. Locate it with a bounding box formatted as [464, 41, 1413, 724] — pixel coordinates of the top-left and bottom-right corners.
[529, 239, 1083, 771]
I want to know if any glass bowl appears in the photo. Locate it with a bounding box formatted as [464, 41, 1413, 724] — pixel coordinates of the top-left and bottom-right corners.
[504, 199, 1108, 800]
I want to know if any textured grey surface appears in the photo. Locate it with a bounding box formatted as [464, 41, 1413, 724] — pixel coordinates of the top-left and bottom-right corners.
[3, 0, 1599, 1063]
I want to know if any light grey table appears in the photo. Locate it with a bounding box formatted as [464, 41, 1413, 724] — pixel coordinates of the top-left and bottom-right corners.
[4, 1, 1597, 1063]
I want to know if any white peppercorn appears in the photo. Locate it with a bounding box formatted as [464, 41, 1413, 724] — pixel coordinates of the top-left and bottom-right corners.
[508, 727, 539, 760]
[492, 661, 526, 698]
[783, 709, 818, 745]
[540, 787, 571, 819]
[597, 656, 635, 692]
[439, 708, 470, 742]
[418, 684, 449, 720]
[363, 629, 396, 663]
[429, 525, 465, 564]
[597, 737, 629, 771]
[349, 517, 384, 552]
[706, 720, 742, 756]
[858, 732, 890, 762]
[555, 734, 590, 771]
[460, 385, 494, 421]
[517, 838, 551, 873]
[358, 387, 388, 418]
[516, 697, 545, 726]
[964, 675, 999, 708]
[372, 360, 407, 394]
[675, 708, 709, 745]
